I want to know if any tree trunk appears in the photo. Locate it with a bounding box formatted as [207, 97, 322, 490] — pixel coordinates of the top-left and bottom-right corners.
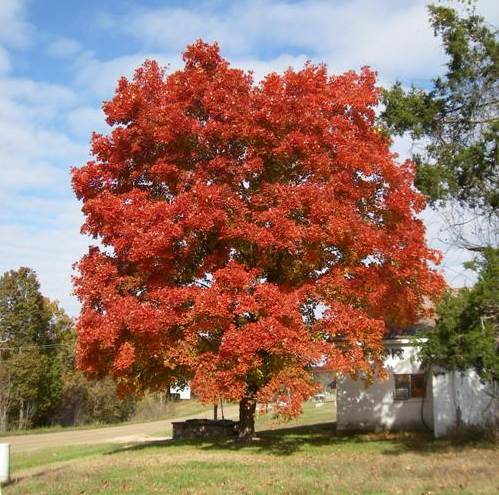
[238, 397, 256, 439]
[19, 399, 24, 430]
[213, 403, 218, 420]
[0, 406, 7, 432]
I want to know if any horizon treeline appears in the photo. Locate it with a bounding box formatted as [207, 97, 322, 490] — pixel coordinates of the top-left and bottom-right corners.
[0, 267, 143, 432]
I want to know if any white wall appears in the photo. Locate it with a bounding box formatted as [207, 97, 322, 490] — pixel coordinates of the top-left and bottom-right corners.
[432, 369, 496, 438]
[337, 341, 433, 431]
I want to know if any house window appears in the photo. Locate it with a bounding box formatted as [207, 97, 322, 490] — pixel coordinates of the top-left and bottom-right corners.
[394, 374, 425, 400]
[390, 348, 404, 359]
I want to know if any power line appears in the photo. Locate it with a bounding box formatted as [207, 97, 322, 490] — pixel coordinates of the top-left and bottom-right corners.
[0, 342, 75, 351]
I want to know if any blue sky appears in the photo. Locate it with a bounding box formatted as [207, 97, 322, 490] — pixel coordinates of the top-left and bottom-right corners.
[0, 0, 497, 315]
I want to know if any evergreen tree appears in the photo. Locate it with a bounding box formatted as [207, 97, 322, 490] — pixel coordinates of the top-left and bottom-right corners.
[420, 248, 498, 381]
[380, 2, 498, 384]
[381, 3, 498, 217]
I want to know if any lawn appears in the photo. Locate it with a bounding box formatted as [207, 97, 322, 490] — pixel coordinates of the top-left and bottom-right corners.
[4, 401, 498, 495]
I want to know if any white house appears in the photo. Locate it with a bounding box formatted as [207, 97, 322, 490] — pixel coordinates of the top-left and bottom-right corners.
[337, 328, 496, 437]
[169, 384, 192, 400]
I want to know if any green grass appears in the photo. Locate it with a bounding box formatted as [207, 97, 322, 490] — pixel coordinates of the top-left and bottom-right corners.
[10, 444, 120, 471]
[0, 400, 211, 437]
[5, 402, 499, 495]
[255, 399, 335, 431]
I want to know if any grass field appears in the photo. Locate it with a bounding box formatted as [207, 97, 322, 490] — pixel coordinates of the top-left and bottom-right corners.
[4, 401, 498, 495]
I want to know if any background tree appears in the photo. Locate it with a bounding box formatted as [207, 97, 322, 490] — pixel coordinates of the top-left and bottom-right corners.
[0, 268, 61, 430]
[0, 359, 15, 431]
[380, 2, 498, 383]
[72, 41, 443, 437]
[0, 267, 136, 431]
[0, 267, 51, 348]
[380, 2, 498, 247]
[54, 324, 135, 426]
[419, 247, 498, 382]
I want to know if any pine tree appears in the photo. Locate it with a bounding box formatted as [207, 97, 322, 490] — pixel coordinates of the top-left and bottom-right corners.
[381, 4, 498, 218]
[420, 248, 498, 381]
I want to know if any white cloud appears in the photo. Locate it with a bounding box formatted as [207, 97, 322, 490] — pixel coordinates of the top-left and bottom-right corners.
[0, 73, 89, 314]
[465, 0, 499, 24]
[66, 105, 108, 138]
[0, 0, 31, 74]
[73, 51, 180, 97]
[0, 113, 86, 168]
[0, 0, 31, 47]
[47, 37, 83, 58]
[232, 53, 309, 82]
[421, 208, 478, 288]
[0, 77, 76, 104]
[0, 204, 89, 316]
[70, 0, 498, 97]
[0, 0, 84, 313]
[97, 0, 498, 86]
[0, 46, 10, 73]
[100, 0, 446, 83]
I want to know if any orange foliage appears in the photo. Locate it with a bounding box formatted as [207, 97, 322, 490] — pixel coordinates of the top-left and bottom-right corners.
[72, 41, 444, 419]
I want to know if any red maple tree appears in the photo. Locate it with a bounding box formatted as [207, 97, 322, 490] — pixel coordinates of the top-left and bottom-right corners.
[72, 41, 444, 437]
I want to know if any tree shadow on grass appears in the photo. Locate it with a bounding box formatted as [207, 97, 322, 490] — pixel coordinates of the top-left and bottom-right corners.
[4, 466, 66, 487]
[105, 421, 496, 458]
[379, 430, 497, 456]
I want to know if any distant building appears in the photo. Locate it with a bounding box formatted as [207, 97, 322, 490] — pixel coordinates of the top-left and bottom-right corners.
[169, 384, 191, 400]
[311, 365, 336, 397]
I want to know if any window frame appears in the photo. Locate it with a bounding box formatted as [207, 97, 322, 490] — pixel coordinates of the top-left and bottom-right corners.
[393, 373, 426, 400]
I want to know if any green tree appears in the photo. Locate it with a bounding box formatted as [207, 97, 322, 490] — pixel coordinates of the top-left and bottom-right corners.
[381, 3, 498, 216]
[381, 3, 498, 383]
[7, 349, 49, 428]
[0, 268, 133, 430]
[0, 359, 15, 431]
[0, 267, 51, 347]
[0, 268, 62, 429]
[419, 247, 498, 381]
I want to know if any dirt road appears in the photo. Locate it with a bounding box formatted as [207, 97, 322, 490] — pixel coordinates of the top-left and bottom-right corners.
[2, 405, 239, 453]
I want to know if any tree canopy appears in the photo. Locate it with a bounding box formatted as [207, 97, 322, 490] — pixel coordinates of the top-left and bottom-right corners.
[72, 41, 443, 434]
[381, 3, 498, 217]
[0, 267, 51, 348]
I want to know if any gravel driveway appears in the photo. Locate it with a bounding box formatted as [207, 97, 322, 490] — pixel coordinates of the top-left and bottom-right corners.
[1, 405, 239, 452]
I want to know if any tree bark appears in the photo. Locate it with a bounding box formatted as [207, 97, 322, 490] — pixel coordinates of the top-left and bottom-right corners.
[238, 397, 256, 439]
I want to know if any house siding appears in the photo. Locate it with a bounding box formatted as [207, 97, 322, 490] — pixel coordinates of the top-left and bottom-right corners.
[337, 341, 433, 431]
[170, 385, 192, 400]
[432, 368, 496, 437]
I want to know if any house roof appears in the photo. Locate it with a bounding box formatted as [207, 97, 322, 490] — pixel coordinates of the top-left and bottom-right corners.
[383, 296, 437, 340]
[384, 322, 433, 340]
